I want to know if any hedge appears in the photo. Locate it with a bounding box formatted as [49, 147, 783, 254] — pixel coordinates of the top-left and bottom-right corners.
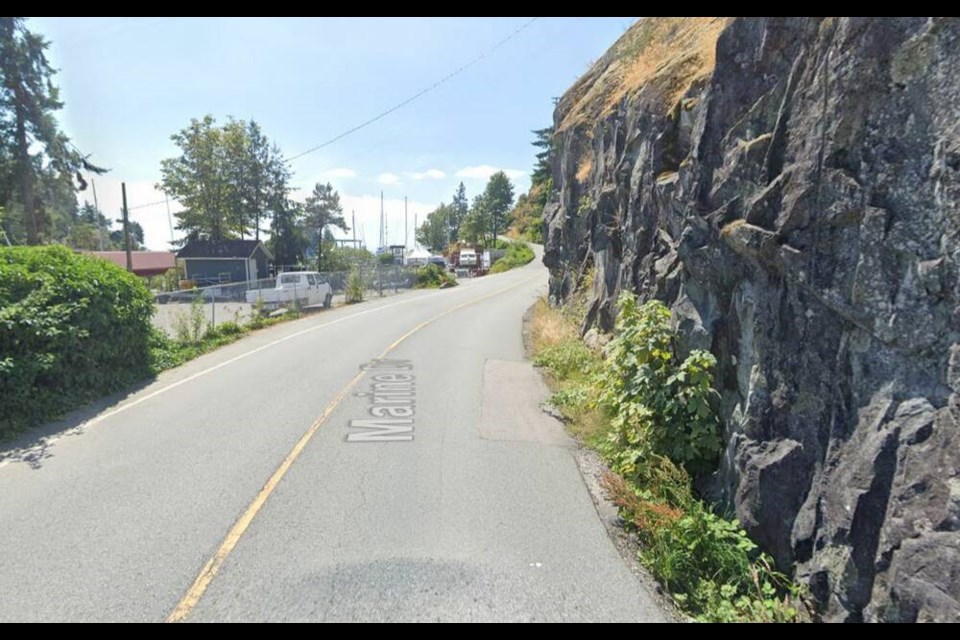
[0, 246, 155, 438]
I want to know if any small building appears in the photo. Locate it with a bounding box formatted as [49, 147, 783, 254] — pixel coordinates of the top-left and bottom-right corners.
[176, 240, 272, 286]
[388, 245, 406, 265]
[91, 251, 176, 278]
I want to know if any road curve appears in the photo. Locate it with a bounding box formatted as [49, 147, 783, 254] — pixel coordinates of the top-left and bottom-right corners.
[0, 250, 666, 622]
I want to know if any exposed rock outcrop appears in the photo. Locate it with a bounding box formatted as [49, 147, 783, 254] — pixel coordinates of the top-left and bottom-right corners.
[544, 17, 960, 622]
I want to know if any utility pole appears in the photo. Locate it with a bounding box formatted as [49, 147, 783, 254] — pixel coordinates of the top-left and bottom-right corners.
[91, 178, 103, 251]
[352, 210, 356, 246]
[379, 191, 384, 250]
[121, 182, 132, 272]
[404, 196, 408, 250]
[164, 192, 175, 247]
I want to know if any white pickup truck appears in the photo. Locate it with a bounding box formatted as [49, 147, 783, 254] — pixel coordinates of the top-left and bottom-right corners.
[246, 271, 333, 311]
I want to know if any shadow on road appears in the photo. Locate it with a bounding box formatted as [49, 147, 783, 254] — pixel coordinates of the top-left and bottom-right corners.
[0, 377, 158, 471]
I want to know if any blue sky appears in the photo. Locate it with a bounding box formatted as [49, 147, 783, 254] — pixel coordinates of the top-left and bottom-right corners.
[30, 17, 634, 250]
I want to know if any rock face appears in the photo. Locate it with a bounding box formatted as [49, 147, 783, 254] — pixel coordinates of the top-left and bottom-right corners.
[544, 17, 960, 622]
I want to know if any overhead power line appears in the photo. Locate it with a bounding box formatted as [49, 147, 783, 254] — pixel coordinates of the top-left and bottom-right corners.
[104, 18, 541, 213]
[128, 199, 167, 211]
[287, 17, 539, 162]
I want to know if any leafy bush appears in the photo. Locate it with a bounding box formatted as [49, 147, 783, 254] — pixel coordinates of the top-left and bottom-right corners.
[534, 339, 596, 380]
[149, 319, 251, 376]
[248, 295, 267, 328]
[600, 295, 721, 474]
[172, 295, 208, 345]
[530, 293, 801, 622]
[149, 328, 191, 371]
[0, 246, 154, 437]
[604, 467, 799, 622]
[415, 263, 456, 289]
[346, 267, 364, 303]
[213, 321, 244, 337]
[490, 241, 535, 273]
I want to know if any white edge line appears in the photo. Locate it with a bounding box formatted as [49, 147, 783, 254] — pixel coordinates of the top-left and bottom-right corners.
[0, 268, 543, 469]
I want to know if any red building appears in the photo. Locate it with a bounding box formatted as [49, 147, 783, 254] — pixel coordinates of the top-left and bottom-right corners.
[90, 251, 176, 278]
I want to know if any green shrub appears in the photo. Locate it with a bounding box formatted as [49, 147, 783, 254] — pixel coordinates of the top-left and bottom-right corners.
[415, 263, 456, 289]
[213, 321, 244, 337]
[248, 295, 267, 328]
[606, 465, 799, 622]
[0, 246, 154, 437]
[173, 295, 208, 345]
[532, 293, 801, 622]
[534, 340, 596, 380]
[149, 328, 190, 371]
[346, 267, 364, 303]
[600, 295, 721, 475]
[490, 241, 535, 273]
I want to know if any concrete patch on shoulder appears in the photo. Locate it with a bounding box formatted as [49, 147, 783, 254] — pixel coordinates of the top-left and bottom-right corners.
[479, 359, 572, 447]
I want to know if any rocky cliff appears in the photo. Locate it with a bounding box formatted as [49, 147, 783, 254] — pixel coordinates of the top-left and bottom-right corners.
[544, 17, 960, 622]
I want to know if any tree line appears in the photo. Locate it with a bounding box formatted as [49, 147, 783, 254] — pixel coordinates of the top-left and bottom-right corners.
[156, 114, 351, 269]
[415, 173, 515, 253]
[1, 17, 554, 266]
[0, 17, 349, 270]
[417, 124, 555, 252]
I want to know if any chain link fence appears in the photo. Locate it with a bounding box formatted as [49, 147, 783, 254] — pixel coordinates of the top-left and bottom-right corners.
[152, 263, 422, 337]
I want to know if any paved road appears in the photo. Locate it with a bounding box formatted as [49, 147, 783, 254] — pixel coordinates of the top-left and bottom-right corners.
[0, 249, 666, 622]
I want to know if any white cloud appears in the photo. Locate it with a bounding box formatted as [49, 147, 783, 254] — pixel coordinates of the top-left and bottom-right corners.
[455, 165, 526, 181]
[408, 168, 446, 181]
[323, 167, 357, 179]
[377, 172, 400, 185]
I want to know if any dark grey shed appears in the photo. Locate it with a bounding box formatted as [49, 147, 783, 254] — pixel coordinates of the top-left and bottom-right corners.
[176, 240, 273, 286]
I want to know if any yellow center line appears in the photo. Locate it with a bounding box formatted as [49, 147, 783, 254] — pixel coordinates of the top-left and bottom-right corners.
[165, 271, 544, 623]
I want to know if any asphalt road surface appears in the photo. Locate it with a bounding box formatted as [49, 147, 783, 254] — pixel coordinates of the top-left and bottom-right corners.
[0, 248, 666, 622]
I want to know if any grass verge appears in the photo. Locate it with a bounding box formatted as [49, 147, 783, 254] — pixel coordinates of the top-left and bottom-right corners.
[490, 241, 535, 273]
[149, 302, 304, 374]
[529, 296, 804, 622]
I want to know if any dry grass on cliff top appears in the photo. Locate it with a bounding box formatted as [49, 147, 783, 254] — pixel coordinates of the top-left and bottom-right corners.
[558, 17, 731, 133]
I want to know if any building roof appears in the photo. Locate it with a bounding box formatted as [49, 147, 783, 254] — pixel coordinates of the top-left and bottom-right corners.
[176, 239, 273, 260]
[91, 251, 176, 276]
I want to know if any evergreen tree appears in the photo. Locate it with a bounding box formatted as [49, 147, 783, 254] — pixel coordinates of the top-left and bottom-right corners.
[450, 182, 468, 242]
[269, 200, 307, 268]
[461, 194, 490, 245]
[108, 221, 144, 251]
[482, 171, 515, 242]
[0, 17, 105, 244]
[303, 182, 348, 271]
[531, 126, 554, 187]
[245, 121, 286, 241]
